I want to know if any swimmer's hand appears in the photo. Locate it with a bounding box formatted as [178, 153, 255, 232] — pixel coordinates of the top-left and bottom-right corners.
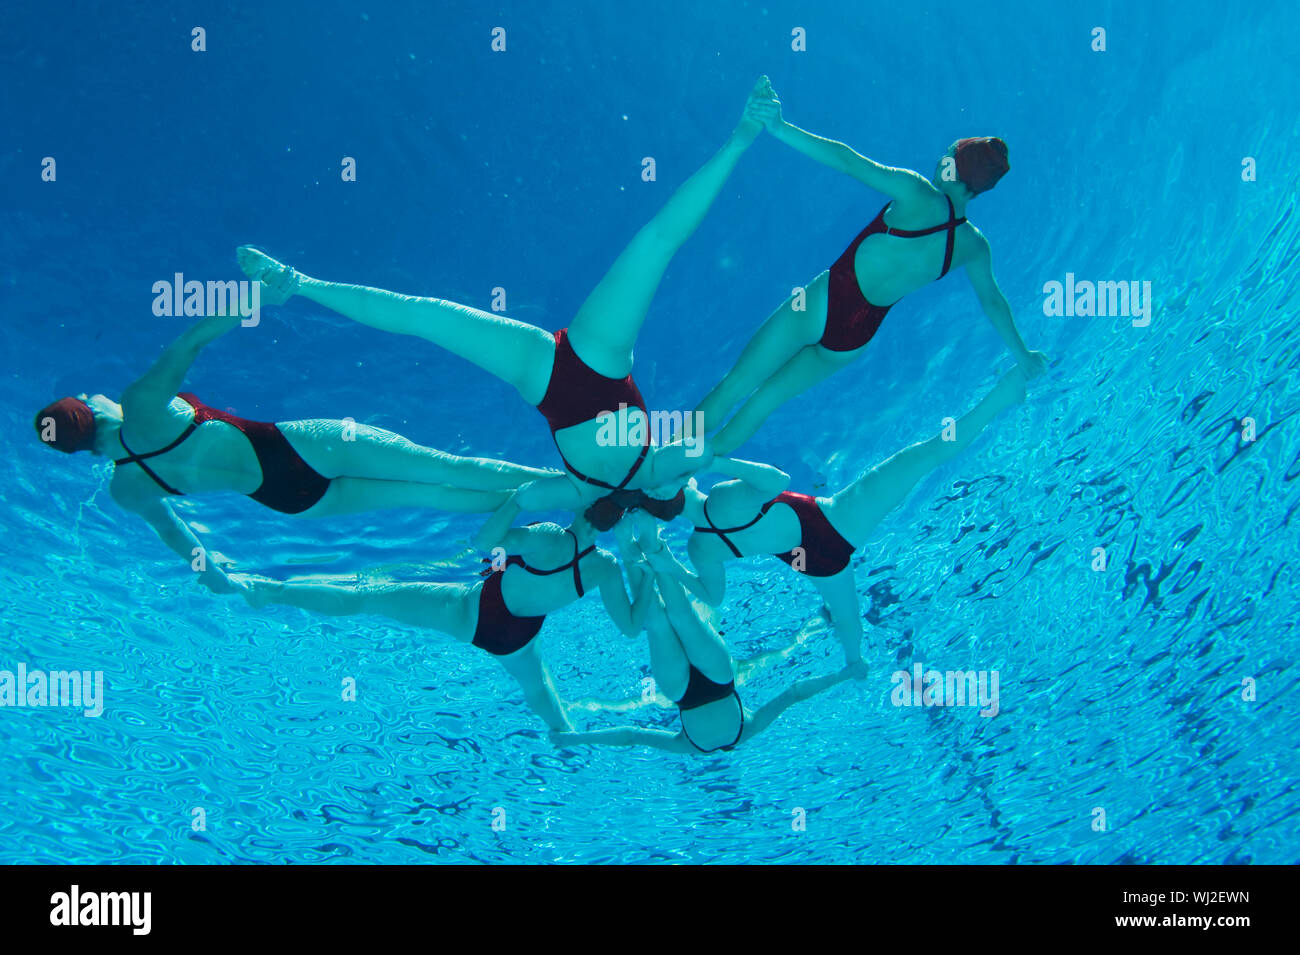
[643, 542, 676, 573]
[1017, 349, 1048, 380]
[688, 438, 716, 475]
[199, 564, 238, 595]
[747, 74, 783, 132]
[732, 77, 771, 148]
[611, 516, 638, 554]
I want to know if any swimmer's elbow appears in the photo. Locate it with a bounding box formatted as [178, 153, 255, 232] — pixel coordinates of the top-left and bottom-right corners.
[695, 563, 727, 605]
[764, 469, 792, 497]
[980, 293, 1014, 326]
[700, 581, 725, 607]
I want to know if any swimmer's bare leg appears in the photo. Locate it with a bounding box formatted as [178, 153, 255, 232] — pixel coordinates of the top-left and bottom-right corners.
[567, 81, 767, 374]
[472, 474, 590, 551]
[694, 278, 827, 435]
[710, 344, 842, 455]
[236, 246, 553, 404]
[496, 644, 574, 732]
[653, 569, 733, 683]
[278, 420, 558, 490]
[809, 570, 863, 665]
[304, 479, 511, 517]
[830, 368, 1026, 542]
[643, 594, 691, 702]
[238, 576, 476, 639]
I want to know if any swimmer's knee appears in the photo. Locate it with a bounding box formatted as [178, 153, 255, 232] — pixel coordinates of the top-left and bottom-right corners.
[741, 381, 788, 421]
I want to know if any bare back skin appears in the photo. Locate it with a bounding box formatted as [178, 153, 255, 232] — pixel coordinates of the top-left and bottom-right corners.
[764, 187, 985, 347]
[667, 370, 1027, 664]
[112, 396, 264, 500]
[694, 76, 1045, 456]
[235, 80, 776, 516]
[233, 521, 650, 731]
[66, 314, 557, 595]
[680, 482, 861, 665]
[852, 192, 982, 310]
[685, 482, 849, 590]
[693, 188, 987, 453]
[550, 546, 862, 756]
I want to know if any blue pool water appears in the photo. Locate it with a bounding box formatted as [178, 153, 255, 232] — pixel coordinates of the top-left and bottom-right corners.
[2, 1, 1298, 864]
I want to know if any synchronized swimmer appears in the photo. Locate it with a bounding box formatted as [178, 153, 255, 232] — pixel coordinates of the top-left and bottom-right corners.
[35, 77, 1044, 754]
[34, 312, 555, 593]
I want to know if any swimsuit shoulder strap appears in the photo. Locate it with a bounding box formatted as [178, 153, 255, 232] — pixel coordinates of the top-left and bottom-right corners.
[879, 196, 966, 237]
[937, 196, 966, 279]
[519, 530, 596, 598]
[840, 203, 894, 259]
[848, 198, 966, 277]
[113, 395, 204, 495]
[555, 440, 649, 492]
[695, 496, 772, 559]
[176, 392, 219, 425]
[568, 530, 597, 597]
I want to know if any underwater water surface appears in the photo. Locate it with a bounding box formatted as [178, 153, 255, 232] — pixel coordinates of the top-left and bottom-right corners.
[1, 0, 1298, 863]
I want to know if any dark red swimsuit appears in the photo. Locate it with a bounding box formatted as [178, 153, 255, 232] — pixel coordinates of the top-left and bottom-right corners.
[676, 664, 744, 754]
[694, 491, 855, 578]
[534, 328, 649, 491]
[821, 197, 966, 352]
[472, 531, 595, 656]
[114, 393, 330, 514]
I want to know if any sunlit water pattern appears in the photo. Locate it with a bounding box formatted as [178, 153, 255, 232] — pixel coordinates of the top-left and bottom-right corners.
[1, 2, 1297, 863]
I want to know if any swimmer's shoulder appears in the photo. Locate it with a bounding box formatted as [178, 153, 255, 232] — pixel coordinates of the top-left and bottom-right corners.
[107, 467, 160, 512]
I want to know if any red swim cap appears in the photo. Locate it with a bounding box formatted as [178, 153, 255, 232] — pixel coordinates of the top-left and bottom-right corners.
[34, 397, 98, 453]
[954, 137, 1010, 195]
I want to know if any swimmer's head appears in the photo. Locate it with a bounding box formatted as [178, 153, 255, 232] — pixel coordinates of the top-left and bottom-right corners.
[584, 495, 627, 533]
[34, 396, 99, 453]
[939, 137, 1009, 198]
[638, 487, 686, 523]
[584, 487, 684, 532]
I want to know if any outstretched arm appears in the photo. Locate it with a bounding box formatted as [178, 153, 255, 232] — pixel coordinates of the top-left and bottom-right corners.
[647, 459, 786, 600]
[121, 492, 235, 594]
[747, 664, 864, 739]
[473, 475, 588, 551]
[751, 77, 928, 202]
[641, 532, 722, 605]
[594, 551, 656, 637]
[122, 314, 243, 419]
[645, 434, 715, 487]
[708, 457, 791, 503]
[965, 235, 1047, 378]
[618, 508, 722, 604]
[550, 726, 690, 753]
